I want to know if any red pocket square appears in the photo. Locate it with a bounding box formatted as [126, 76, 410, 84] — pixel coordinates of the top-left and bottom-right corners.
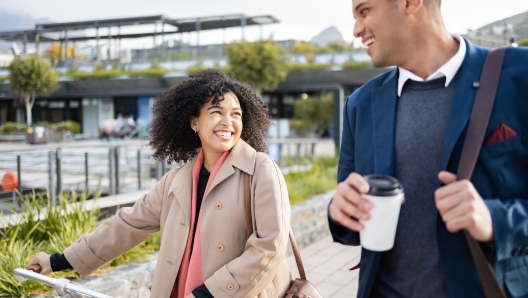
[485, 123, 518, 145]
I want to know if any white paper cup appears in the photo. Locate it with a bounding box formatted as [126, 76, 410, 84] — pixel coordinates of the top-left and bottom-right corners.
[359, 175, 404, 252]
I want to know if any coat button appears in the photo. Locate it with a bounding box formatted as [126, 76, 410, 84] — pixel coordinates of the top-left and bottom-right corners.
[227, 284, 234, 290]
[215, 203, 222, 210]
[217, 244, 224, 252]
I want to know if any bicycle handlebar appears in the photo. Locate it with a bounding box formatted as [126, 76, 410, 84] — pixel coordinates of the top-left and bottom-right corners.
[13, 268, 113, 298]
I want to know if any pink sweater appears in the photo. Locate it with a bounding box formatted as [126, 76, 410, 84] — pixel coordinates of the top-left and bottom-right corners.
[172, 150, 231, 298]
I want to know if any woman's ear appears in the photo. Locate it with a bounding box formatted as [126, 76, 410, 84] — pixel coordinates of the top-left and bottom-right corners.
[190, 117, 197, 132]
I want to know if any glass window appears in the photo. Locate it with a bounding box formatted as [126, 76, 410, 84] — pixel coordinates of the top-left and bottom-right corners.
[49, 101, 65, 109]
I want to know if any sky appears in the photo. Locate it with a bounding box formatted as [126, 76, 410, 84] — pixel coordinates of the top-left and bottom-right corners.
[2, 0, 528, 48]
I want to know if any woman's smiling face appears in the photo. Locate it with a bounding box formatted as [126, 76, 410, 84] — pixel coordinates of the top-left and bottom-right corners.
[191, 91, 243, 157]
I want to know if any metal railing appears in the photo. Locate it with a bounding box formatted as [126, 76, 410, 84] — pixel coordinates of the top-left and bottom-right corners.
[268, 138, 318, 164]
[0, 139, 322, 212]
[0, 141, 179, 213]
[13, 268, 113, 298]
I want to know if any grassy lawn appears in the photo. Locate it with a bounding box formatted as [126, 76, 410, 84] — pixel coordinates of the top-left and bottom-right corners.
[284, 156, 338, 204]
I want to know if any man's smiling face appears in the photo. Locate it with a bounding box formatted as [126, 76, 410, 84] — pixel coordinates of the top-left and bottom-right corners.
[352, 0, 409, 67]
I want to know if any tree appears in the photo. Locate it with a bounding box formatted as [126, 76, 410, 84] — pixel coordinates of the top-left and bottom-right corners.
[327, 41, 354, 52]
[8, 56, 59, 125]
[519, 38, 528, 47]
[226, 40, 289, 95]
[291, 41, 319, 54]
[290, 92, 334, 136]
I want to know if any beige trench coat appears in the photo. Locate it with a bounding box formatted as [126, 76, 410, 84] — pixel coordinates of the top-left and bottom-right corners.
[64, 139, 294, 297]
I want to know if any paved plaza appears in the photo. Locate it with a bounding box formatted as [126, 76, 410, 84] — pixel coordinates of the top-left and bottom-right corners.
[287, 235, 361, 297]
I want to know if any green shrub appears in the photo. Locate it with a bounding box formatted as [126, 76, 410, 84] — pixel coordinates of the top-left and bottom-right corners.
[35, 121, 53, 129]
[126, 67, 168, 77]
[284, 156, 338, 204]
[0, 76, 8, 82]
[0, 191, 161, 296]
[342, 60, 372, 70]
[68, 69, 124, 80]
[0, 122, 27, 134]
[52, 120, 81, 134]
[67, 65, 169, 80]
[288, 63, 335, 71]
[170, 52, 192, 60]
[519, 38, 528, 47]
[0, 226, 46, 297]
[186, 64, 208, 74]
[290, 92, 334, 136]
[289, 119, 311, 136]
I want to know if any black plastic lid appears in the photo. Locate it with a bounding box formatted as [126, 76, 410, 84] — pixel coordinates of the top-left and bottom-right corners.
[364, 175, 404, 197]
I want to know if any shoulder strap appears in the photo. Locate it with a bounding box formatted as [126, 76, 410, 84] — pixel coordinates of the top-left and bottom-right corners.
[456, 47, 507, 298]
[244, 173, 253, 240]
[243, 172, 307, 280]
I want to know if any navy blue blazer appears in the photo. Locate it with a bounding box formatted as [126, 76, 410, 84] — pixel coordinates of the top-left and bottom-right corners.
[329, 40, 528, 298]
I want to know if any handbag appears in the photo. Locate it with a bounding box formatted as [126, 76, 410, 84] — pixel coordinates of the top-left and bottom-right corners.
[243, 173, 323, 298]
[456, 46, 508, 298]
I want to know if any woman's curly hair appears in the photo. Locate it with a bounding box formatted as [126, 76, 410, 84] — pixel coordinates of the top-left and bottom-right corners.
[148, 69, 271, 164]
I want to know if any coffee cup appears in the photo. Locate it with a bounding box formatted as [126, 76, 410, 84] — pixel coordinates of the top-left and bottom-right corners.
[359, 175, 404, 251]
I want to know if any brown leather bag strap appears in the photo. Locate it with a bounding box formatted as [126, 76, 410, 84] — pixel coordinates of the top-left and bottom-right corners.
[244, 173, 253, 240]
[243, 172, 307, 280]
[456, 47, 508, 298]
[288, 230, 307, 280]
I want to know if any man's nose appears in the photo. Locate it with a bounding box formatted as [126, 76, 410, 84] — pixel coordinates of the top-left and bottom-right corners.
[353, 19, 364, 38]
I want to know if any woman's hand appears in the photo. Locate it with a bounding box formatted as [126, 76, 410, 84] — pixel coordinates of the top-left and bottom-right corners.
[26, 252, 52, 275]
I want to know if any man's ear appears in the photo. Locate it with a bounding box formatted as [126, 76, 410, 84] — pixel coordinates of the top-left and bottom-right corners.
[404, 0, 423, 15]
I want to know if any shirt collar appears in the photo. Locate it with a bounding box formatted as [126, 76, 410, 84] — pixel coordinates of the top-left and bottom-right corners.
[397, 35, 466, 96]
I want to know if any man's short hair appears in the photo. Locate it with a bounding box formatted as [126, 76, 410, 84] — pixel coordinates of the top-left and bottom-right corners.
[426, 0, 441, 9]
[388, 0, 441, 10]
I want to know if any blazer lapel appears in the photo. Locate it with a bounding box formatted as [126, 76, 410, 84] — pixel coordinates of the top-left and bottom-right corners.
[440, 40, 487, 170]
[371, 69, 398, 176]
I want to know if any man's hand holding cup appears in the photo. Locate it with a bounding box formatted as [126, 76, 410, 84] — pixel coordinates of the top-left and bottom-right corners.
[329, 173, 373, 232]
[329, 173, 405, 251]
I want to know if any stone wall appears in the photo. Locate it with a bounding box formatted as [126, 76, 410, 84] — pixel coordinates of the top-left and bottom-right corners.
[39, 190, 335, 297]
[290, 190, 334, 249]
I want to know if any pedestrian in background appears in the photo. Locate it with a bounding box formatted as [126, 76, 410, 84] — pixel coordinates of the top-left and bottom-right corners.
[328, 0, 528, 297]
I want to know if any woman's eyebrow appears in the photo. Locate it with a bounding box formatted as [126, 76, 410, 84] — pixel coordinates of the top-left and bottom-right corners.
[207, 106, 242, 111]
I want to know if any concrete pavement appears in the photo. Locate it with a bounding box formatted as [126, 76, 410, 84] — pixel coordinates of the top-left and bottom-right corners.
[287, 235, 361, 297]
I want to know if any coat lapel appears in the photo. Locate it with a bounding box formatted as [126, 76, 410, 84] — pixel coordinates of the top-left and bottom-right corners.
[204, 139, 256, 199]
[371, 69, 398, 176]
[169, 158, 195, 221]
[440, 40, 487, 170]
[168, 140, 257, 211]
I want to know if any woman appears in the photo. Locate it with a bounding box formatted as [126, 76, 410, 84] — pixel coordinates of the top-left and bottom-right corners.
[27, 69, 294, 297]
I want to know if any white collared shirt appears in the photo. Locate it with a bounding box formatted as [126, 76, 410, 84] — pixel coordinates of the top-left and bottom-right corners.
[397, 35, 466, 97]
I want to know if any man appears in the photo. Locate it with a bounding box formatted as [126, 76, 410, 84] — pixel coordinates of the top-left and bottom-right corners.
[328, 0, 528, 297]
